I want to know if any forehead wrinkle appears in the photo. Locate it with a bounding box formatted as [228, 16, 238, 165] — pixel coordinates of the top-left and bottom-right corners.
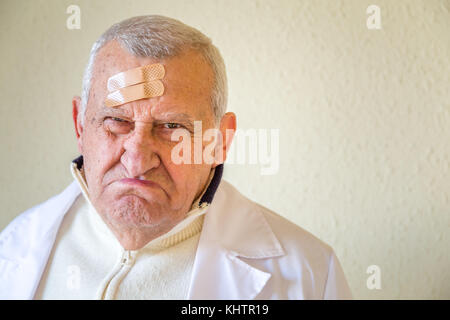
[105, 99, 160, 119]
[151, 109, 195, 121]
[98, 106, 133, 118]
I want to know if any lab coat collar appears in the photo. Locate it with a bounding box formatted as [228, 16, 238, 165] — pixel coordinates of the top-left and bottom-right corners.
[187, 181, 286, 300]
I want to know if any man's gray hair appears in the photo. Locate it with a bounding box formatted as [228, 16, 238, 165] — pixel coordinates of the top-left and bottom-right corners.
[81, 15, 227, 124]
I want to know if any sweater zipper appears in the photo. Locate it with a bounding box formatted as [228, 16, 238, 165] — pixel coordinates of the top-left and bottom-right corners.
[97, 250, 134, 299]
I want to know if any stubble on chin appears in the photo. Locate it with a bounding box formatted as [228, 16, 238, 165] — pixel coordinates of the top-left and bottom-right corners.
[97, 193, 163, 227]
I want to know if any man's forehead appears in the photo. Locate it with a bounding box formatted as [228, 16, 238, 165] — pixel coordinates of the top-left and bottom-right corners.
[95, 40, 213, 86]
[90, 40, 215, 122]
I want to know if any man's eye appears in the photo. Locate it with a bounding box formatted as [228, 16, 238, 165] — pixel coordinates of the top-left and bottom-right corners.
[111, 117, 127, 123]
[164, 123, 182, 129]
[105, 117, 131, 125]
[104, 117, 132, 134]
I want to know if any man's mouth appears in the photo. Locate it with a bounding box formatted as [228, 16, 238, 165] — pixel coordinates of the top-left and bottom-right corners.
[119, 178, 161, 189]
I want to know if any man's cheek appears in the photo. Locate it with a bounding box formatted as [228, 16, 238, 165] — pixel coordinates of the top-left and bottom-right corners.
[165, 162, 196, 192]
[85, 134, 124, 185]
[89, 125, 125, 156]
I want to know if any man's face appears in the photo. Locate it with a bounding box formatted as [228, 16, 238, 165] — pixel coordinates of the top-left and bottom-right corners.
[77, 41, 217, 240]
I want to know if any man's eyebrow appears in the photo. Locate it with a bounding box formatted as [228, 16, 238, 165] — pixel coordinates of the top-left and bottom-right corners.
[98, 107, 132, 118]
[97, 108, 197, 128]
[153, 112, 197, 132]
[152, 112, 195, 123]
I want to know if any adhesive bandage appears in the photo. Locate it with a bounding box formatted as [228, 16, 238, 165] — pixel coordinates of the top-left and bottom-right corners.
[105, 63, 165, 107]
[107, 63, 165, 91]
[105, 80, 164, 108]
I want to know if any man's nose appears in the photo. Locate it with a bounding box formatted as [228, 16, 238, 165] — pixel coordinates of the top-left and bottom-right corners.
[121, 127, 161, 178]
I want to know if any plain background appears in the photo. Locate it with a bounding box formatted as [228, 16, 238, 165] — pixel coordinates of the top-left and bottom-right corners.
[1, 0, 449, 299]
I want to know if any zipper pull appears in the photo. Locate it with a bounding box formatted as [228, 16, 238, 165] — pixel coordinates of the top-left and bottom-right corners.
[121, 250, 131, 266]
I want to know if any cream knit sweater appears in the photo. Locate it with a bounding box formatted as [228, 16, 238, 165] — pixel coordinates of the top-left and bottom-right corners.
[34, 164, 210, 300]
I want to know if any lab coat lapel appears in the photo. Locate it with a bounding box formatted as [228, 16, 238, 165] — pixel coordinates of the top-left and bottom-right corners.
[0, 181, 81, 299]
[187, 181, 285, 300]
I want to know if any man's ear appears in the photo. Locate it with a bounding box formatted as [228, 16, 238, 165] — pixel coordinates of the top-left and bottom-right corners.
[72, 96, 84, 154]
[212, 112, 236, 168]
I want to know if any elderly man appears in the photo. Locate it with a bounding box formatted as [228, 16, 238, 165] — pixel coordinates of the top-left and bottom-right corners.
[0, 15, 351, 300]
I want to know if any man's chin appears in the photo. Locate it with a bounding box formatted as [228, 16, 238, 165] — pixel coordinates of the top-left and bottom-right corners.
[103, 196, 166, 228]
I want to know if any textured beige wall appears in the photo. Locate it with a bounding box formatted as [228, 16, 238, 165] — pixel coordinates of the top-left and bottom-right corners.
[1, 0, 449, 299]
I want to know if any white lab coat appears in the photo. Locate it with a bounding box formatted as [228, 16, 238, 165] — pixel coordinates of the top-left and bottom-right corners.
[0, 180, 352, 300]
